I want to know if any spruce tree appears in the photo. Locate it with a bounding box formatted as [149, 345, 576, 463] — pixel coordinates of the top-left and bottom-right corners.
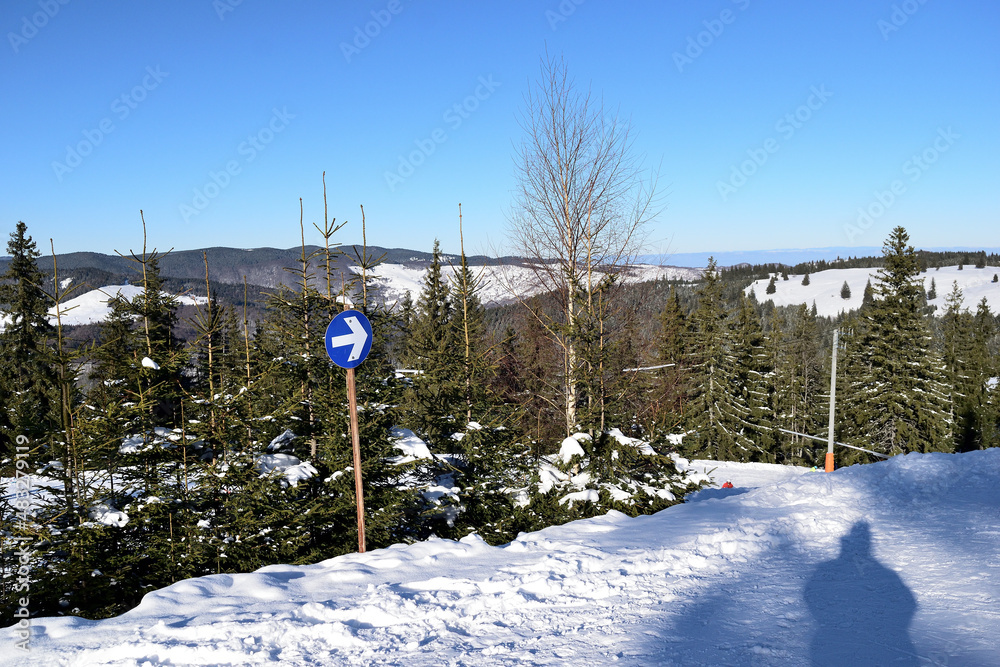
[840, 281, 851, 299]
[682, 259, 730, 458]
[651, 286, 689, 431]
[840, 227, 951, 458]
[802, 272, 810, 286]
[716, 293, 775, 461]
[449, 213, 491, 425]
[774, 304, 827, 464]
[765, 276, 777, 295]
[862, 279, 875, 310]
[927, 277, 937, 301]
[404, 240, 463, 449]
[0, 222, 58, 458]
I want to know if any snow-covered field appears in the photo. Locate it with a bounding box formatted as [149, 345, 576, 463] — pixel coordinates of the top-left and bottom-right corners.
[363, 263, 702, 307]
[747, 265, 1000, 317]
[0, 285, 208, 329]
[6, 449, 998, 666]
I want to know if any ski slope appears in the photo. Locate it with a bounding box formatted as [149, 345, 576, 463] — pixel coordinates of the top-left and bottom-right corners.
[747, 265, 1000, 318]
[6, 450, 998, 666]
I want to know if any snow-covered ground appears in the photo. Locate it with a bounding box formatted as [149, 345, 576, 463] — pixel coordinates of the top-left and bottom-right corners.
[6, 449, 998, 666]
[747, 265, 1000, 317]
[363, 263, 702, 307]
[0, 285, 208, 329]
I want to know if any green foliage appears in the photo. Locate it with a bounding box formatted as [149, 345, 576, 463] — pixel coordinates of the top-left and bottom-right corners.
[403, 240, 464, 449]
[840, 227, 952, 458]
[772, 305, 828, 465]
[0, 222, 59, 457]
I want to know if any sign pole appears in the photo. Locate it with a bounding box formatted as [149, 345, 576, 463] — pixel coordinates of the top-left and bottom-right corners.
[825, 328, 839, 473]
[325, 308, 373, 555]
[346, 366, 366, 553]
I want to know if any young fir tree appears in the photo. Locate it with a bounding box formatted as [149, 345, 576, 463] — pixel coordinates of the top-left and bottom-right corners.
[774, 304, 827, 464]
[682, 259, 731, 458]
[973, 299, 999, 449]
[651, 286, 689, 433]
[840, 227, 952, 458]
[862, 279, 875, 310]
[404, 240, 464, 449]
[715, 293, 775, 461]
[0, 222, 59, 458]
[942, 290, 998, 451]
[840, 281, 851, 300]
[448, 210, 491, 426]
[765, 276, 777, 295]
[801, 272, 810, 286]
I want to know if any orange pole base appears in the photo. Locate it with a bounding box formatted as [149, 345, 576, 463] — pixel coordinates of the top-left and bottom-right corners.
[824, 452, 835, 473]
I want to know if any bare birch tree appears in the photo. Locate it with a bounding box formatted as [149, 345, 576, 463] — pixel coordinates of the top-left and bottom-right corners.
[503, 54, 660, 436]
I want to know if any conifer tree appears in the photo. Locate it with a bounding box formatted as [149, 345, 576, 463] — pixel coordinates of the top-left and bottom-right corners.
[840, 227, 951, 458]
[682, 259, 730, 458]
[801, 272, 810, 286]
[0, 222, 58, 458]
[449, 207, 491, 425]
[840, 281, 851, 299]
[774, 304, 827, 463]
[404, 240, 463, 448]
[862, 279, 875, 310]
[715, 293, 775, 461]
[941, 289, 997, 451]
[651, 286, 689, 431]
[765, 276, 777, 295]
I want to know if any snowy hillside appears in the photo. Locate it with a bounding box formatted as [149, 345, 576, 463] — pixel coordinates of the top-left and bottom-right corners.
[7, 449, 998, 666]
[0, 285, 207, 329]
[361, 263, 702, 307]
[746, 265, 1000, 317]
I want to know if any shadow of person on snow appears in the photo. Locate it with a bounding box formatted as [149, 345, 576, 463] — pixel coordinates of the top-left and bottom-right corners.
[805, 521, 918, 666]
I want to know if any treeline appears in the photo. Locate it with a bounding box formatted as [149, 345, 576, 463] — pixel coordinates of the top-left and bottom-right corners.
[721, 249, 998, 282]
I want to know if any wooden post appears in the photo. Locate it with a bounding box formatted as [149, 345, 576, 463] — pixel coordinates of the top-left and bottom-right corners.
[346, 366, 366, 552]
[825, 328, 839, 473]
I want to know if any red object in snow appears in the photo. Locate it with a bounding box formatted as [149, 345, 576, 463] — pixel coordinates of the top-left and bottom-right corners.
[722, 481, 734, 489]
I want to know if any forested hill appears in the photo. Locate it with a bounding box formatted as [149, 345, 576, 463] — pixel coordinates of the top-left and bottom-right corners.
[5, 243, 997, 299]
[0, 245, 508, 290]
[720, 248, 1000, 282]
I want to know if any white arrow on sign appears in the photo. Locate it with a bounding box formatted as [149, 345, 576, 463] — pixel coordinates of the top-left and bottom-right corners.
[329, 316, 369, 362]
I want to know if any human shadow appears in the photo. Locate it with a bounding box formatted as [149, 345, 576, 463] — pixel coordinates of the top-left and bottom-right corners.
[805, 521, 918, 666]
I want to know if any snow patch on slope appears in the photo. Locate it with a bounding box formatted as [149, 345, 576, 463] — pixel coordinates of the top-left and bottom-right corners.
[362, 263, 701, 307]
[747, 265, 1000, 317]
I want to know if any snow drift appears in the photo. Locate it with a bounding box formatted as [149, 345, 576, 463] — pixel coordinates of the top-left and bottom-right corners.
[5, 449, 998, 666]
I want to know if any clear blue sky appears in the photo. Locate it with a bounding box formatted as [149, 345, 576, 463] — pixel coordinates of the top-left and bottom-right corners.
[2, 0, 997, 259]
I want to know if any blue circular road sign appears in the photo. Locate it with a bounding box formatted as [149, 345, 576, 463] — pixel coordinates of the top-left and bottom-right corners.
[325, 310, 373, 369]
